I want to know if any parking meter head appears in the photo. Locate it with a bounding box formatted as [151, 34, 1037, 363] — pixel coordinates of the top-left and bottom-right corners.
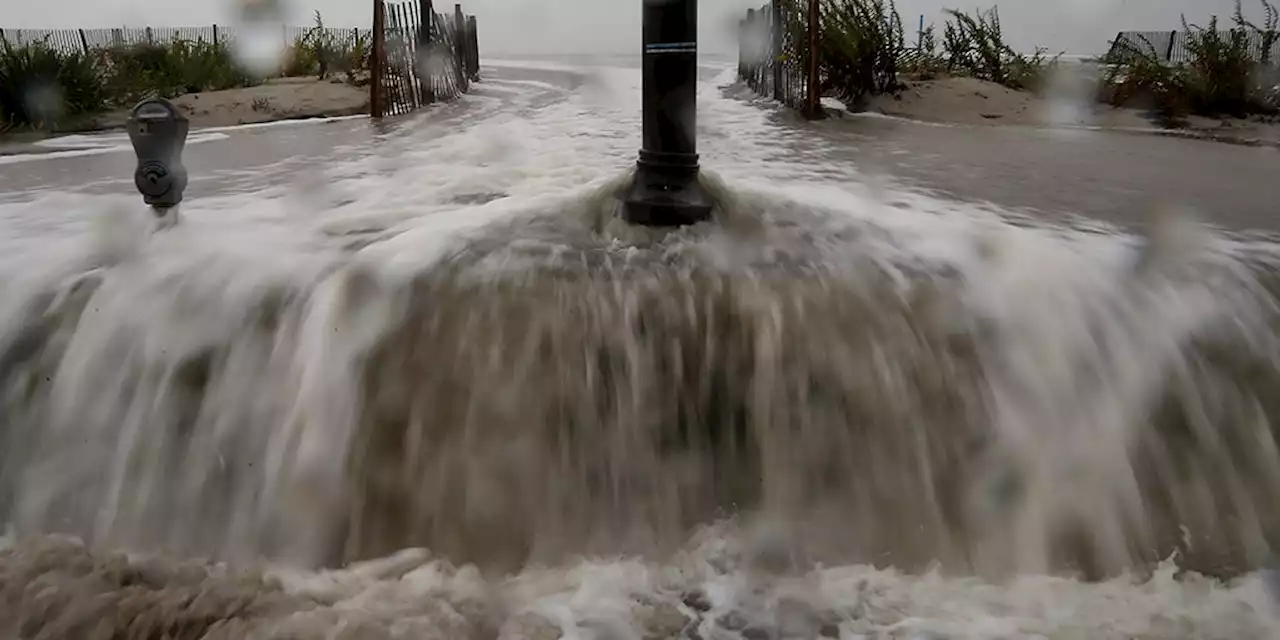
[126, 98, 190, 208]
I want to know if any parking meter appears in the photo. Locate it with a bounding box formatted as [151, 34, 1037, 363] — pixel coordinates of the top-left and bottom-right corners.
[126, 98, 189, 213]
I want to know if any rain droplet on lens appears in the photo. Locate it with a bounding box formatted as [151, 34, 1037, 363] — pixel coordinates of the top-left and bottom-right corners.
[230, 0, 292, 78]
[24, 82, 65, 125]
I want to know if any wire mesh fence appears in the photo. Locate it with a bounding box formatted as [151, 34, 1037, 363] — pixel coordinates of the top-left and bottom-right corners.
[371, 0, 480, 118]
[1110, 30, 1278, 65]
[0, 25, 371, 55]
[737, 0, 820, 117]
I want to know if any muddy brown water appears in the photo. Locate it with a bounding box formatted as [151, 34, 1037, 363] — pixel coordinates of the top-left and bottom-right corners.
[1, 59, 1280, 638]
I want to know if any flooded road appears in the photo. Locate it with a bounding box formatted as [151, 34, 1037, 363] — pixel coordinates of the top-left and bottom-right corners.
[3, 60, 1277, 236]
[2, 58, 1280, 638]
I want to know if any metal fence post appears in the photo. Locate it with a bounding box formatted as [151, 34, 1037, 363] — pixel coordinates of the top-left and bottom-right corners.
[146, 26, 154, 44]
[1165, 29, 1177, 62]
[805, 0, 820, 118]
[212, 24, 219, 45]
[372, 0, 386, 118]
[78, 28, 90, 54]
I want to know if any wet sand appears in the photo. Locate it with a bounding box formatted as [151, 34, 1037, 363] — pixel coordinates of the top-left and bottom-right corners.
[0, 77, 370, 156]
[802, 112, 1280, 232]
[859, 76, 1280, 148]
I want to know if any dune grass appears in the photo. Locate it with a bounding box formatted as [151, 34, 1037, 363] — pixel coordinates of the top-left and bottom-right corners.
[939, 6, 1058, 91]
[796, 0, 1057, 109]
[97, 39, 258, 108]
[1102, 0, 1279, 123]
[0, 42, 106, 131]
[1, 13, 370, 132]
[816, 0, 908, 106]
[282, 11, 372, 85]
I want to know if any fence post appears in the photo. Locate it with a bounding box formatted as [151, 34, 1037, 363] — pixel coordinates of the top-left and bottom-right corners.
[372, 0, 386, 118]
[212, 24, 219, 45]
[417, 0, 433, 47]
[416, 0, 435, 102]
[78, 29, 90, 54]
[146, 26, 154, 44]
[745, 9, 757, 89]
[771, 0, 783, 101]
[1165, 29, 1177, 62]
[805, 0, 820, 118]
[454, 4, 468, 93]
[467, 15, 479, 80]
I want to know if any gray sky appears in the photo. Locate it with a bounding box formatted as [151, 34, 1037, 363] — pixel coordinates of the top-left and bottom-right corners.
[1, 0, 1270, 56]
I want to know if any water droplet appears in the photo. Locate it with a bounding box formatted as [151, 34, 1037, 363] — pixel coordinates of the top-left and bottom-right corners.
[24, 82, 65, 125]
[230, 0, 292, 78]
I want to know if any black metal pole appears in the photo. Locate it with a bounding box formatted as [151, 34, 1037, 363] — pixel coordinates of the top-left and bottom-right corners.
[621, 0, 712, 227]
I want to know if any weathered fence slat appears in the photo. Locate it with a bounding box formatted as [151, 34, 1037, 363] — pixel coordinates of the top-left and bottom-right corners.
[1111, 29, 1278, 65]
[369, 0, 478, 118]
[372, 0, 387, 117]
[736, 1, 820, 118]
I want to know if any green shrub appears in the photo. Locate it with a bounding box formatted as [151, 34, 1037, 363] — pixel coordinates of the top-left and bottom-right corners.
[282, 12, 369, 81]
[99, 39, 255, 106]
[0, 41, 107, 131]
[1102, 0, 1280, 121]
[901, 24, 946, 79]
[343, 30, 372, 84]
[817, 0, 908, 106]
[942, 6, 1057, 91]
[1101, 35, 1191, 125]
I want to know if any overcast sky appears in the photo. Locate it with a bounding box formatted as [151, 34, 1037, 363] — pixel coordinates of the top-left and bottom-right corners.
[2, 0, 1270, 56]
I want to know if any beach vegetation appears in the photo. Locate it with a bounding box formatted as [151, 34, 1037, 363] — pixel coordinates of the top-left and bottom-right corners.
[0, 41, 106, 131]
[0, 14, 371, 132]
[815, 0, 908, 106]
[1102, 0, 1280, 123]
[786, 0, 1059, 110]
[939, 7, 1059, 91]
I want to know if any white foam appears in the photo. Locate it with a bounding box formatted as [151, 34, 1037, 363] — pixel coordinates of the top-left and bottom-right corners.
[1, 55, 1278, 640]
[0, 131, 230, 165]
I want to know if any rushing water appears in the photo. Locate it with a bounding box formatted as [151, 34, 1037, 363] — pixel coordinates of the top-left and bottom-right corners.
[1, 59, 1280, 638]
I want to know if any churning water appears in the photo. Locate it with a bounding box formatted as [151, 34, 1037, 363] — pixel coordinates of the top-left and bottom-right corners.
[1, 59, 1280, 638]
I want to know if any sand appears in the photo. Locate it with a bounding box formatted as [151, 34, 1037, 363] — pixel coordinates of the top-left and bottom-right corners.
[91, 76, 372, 130]
[855, 75, 1280, 147]
[0, 77, 370, 156]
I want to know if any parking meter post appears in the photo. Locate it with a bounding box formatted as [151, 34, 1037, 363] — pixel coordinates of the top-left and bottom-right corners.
[125, 97, 190, 219]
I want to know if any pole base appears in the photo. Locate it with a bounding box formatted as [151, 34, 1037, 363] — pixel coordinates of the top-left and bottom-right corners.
[621, 164, 713, 227]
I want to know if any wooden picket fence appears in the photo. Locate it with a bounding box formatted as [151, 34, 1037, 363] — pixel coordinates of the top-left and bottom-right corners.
[0, 25, 368, 55]
[1109, 29, 1278, 65]
[737, 0, 821, 118]
[370, 0, 481, 118]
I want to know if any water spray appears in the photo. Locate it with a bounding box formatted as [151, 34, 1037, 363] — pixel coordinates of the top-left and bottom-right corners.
[125, 97, 190, 226]
[621, 0, 713, 227]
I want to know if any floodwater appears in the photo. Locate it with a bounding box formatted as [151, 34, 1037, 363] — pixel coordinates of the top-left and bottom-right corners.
[2, 58, 1280, 638]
